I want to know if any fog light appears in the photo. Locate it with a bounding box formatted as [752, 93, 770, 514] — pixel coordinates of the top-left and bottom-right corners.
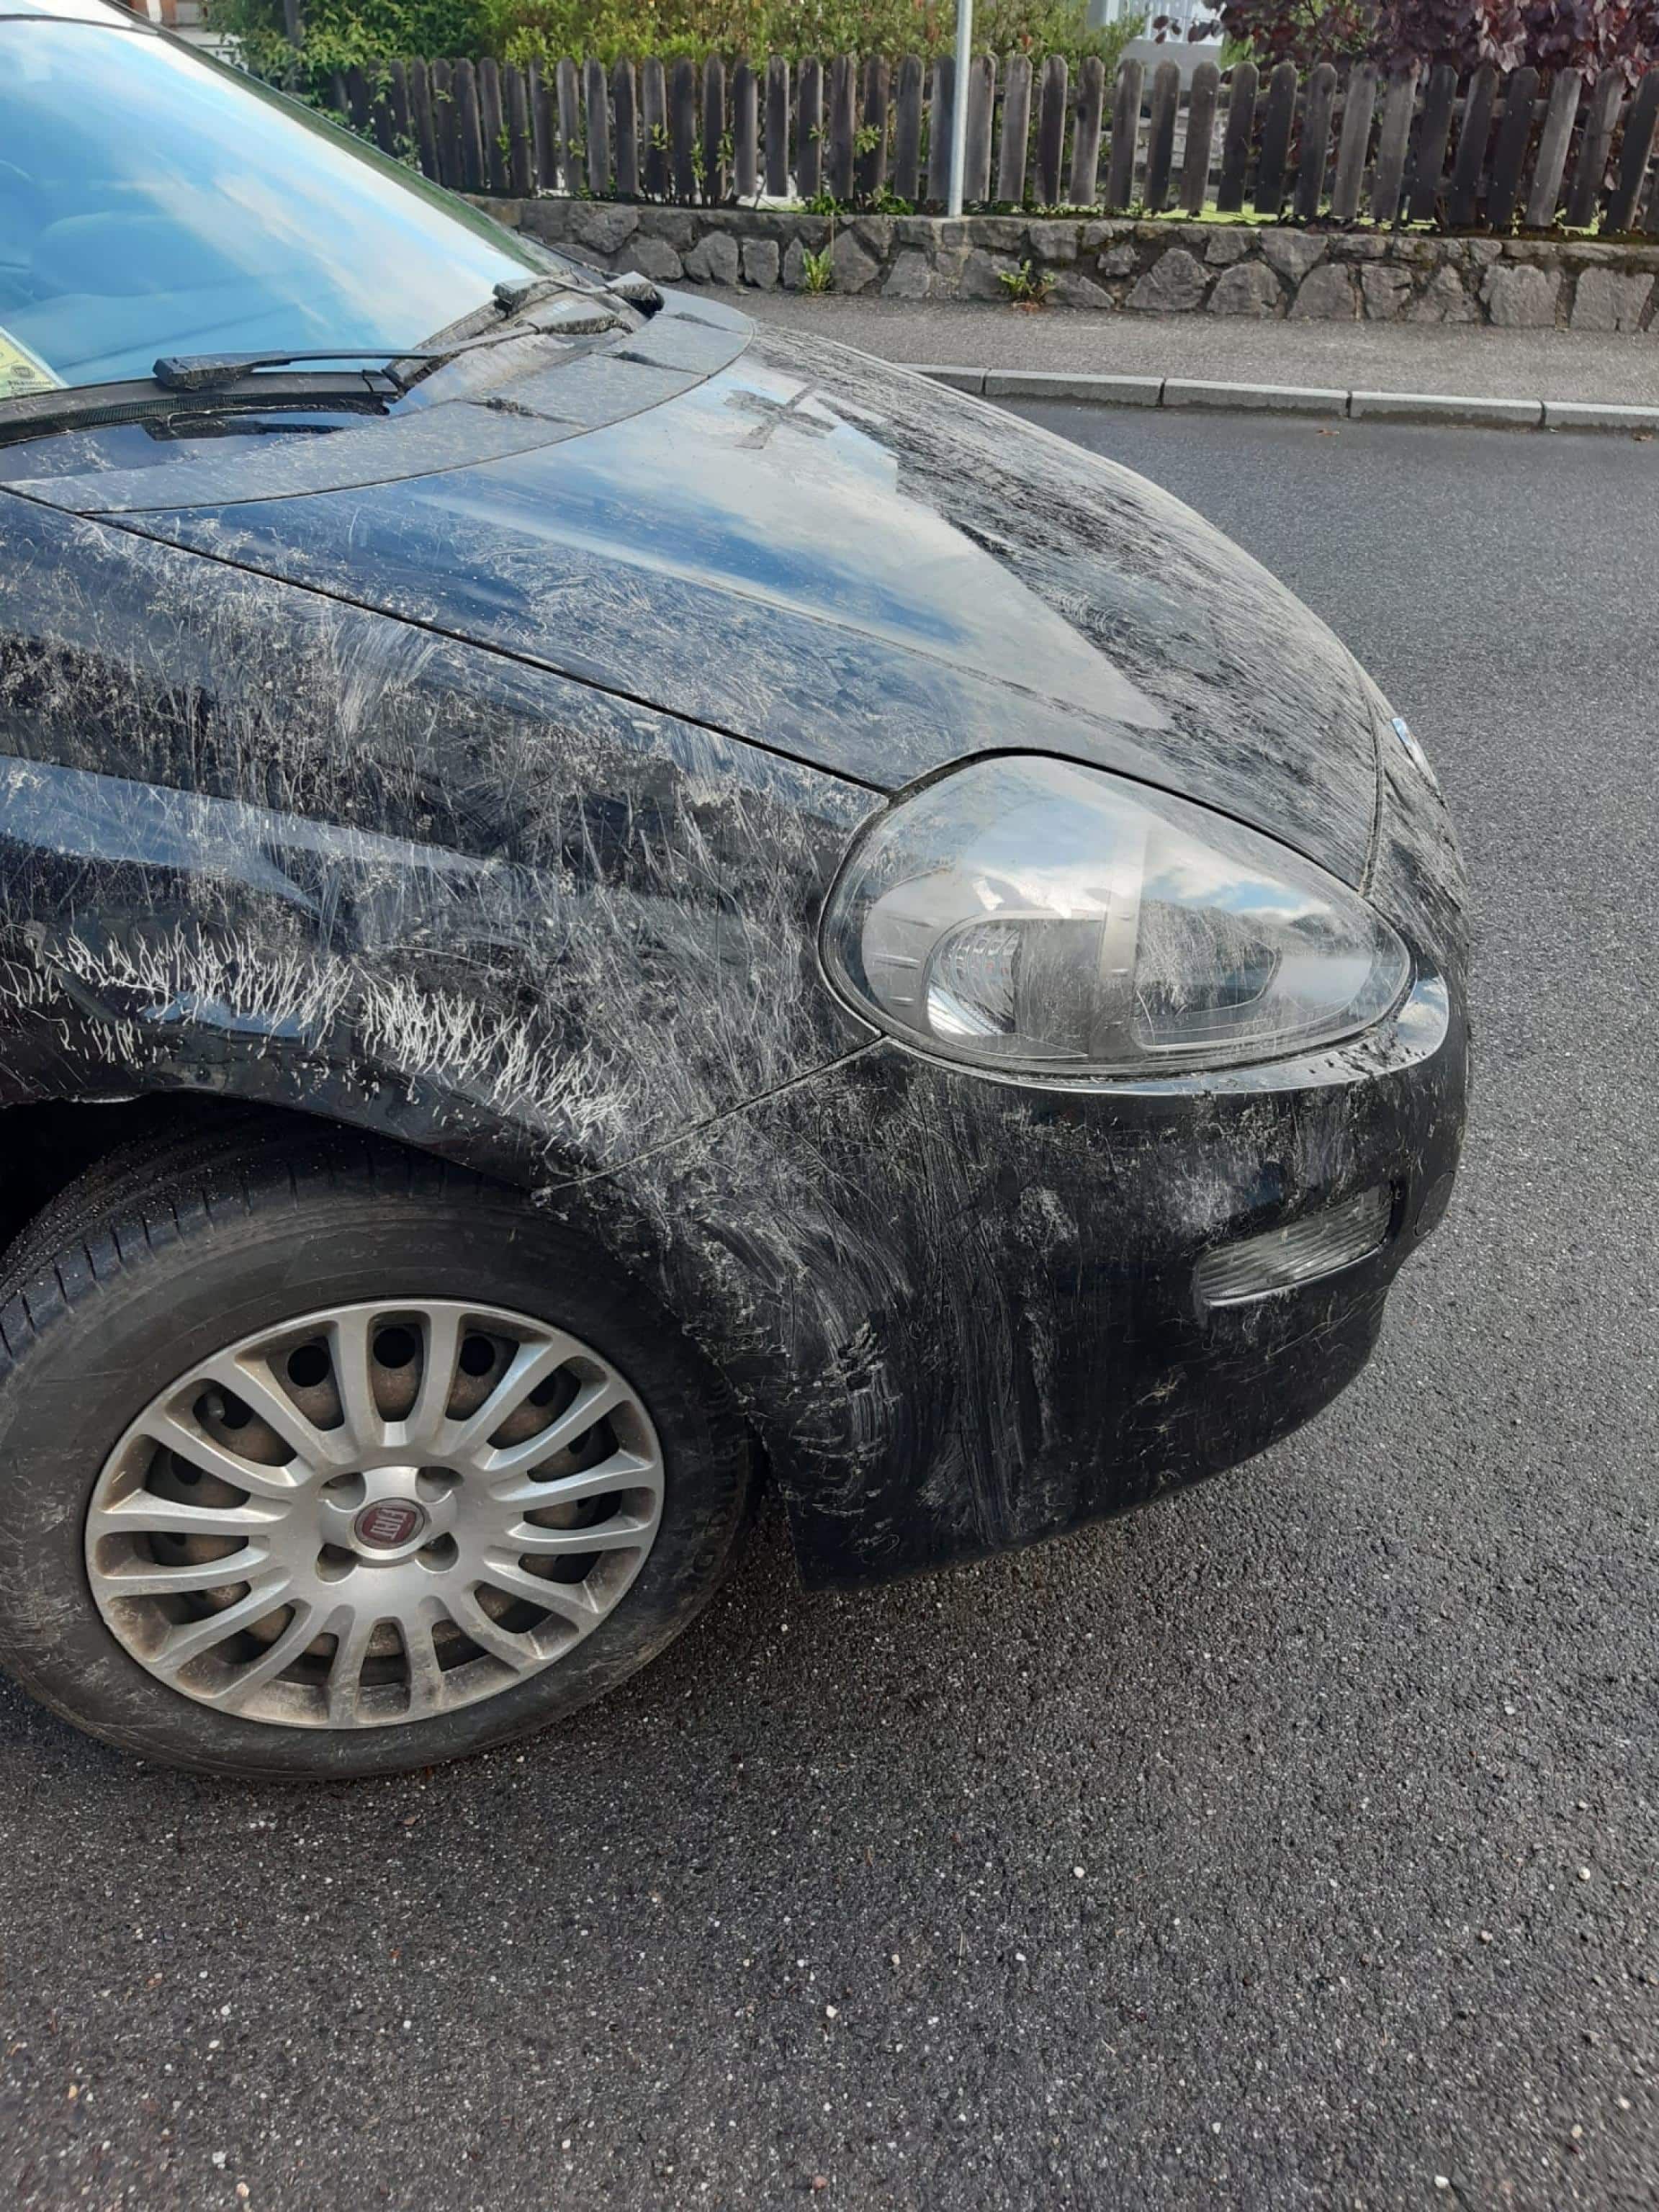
[1195, 1186, 1393, 1310]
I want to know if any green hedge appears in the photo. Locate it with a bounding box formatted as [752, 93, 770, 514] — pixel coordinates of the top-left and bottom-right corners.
[209, 0, 1141, 91]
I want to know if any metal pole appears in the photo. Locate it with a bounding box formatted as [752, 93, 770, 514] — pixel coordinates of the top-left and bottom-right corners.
[946, 0, 974, 217]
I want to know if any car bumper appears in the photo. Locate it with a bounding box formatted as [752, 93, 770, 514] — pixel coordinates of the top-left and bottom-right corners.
[601, 927, 1467, 1590]
[574, 696, 1474, 1591]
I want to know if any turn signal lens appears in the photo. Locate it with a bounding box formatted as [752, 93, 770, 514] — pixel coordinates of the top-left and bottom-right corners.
[1193, 1186, 1393, 1309]
[824, 757, 1411, 1076]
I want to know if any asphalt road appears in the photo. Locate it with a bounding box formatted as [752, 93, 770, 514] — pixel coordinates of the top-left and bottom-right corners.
[2, 411, 1656, 2212]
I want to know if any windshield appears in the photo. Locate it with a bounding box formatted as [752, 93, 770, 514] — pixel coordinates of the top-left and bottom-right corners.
[0, 10, 555, 391]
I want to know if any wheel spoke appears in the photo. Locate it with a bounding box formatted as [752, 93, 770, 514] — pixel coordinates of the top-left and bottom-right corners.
[194, 1355, 354, 1473]
[324, 1605, 381, 1726]
[207, 1602, 320, 1710]
[441, 1334, 580, 1459]
[94, 1544, 274, 1599]
[151, 1575, 294, 1673]
[444, 1587, 540, 1671]
[476, 1377, 628, 1478]
[404, 1306, 464, 1447]
[400, 1604, 449, 1717]
[89, 1491, 288, 1542]
[487, 1449, 660, 1516]
[505, 1512, 655, 1556]
[478, 1552, 603, 1622]
[138, 1411, 307, 1500]
[327, 1309, 386, 1457]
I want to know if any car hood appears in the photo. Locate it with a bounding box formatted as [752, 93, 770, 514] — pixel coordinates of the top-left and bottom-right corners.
[13, 300, 1382, 883]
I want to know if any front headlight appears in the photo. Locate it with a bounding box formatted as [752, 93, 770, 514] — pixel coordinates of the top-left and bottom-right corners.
[822, 757, 1411, 1076]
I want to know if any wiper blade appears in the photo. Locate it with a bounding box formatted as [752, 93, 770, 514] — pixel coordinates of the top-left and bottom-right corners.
[153, 350, 441, 392]
[0, 371, 397, 450]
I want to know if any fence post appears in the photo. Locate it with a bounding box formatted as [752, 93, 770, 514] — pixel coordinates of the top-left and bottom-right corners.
[505, 65, 531, 195]
[964, 55, 996, 204]
[797, 58, 824, 201]
[613, 61, 639, 199]
[1606, 72, 1659, 232]
[733, 59, 760, 201]
[1329, 60, 1377, 222]
[555, 59, 580, 196]
[530, 62, 554, 191]
[478, 59, 507, 192]
[827, 53, 856, 200]
[669, 58, 697, 202]
[996, 52, 1031, 204]
[456, 60, 487, 191]
[1035, 55, 1069, 205]
[1295, 60, 1336, 222]
[765, 56, 791, 199]
[1445, 62, 1496, 228]
[1179, 59, 1218, 215]
[1485, 64, 1537, 229]
[893, 55, 925, 202]
[1252, 60, 1297, 215]
[1370, 62, 1419, 226]
[858, 56, 890, 202]
[430, 60, 457, 186]
[1071, 55, 1106, 207]
[408, 60, 436, 179]
[1213, 60, 1255, 212]
[583, 58, 611, 197]
[927, 57, 955, 204]
[387, 59, 412, 163]
[1104, 58, 1142, 213]
[702, 57, 727, 203]
[1566, 70, 1624, 229]
[1525, 67, 1582, 228]
[343, 64, 372, 137]
[1406, 61, 1458, 222]
[1144, 60, 1181, 213]
[641, 58, 668, 199]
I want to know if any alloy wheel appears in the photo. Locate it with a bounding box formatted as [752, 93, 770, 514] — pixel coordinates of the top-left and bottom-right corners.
[84, 1300, 663, 1729]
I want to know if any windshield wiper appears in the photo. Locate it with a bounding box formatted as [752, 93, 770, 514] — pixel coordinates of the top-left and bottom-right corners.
[153, 349, 445, 392]
[0, 288, 661, 453]
[0, 367, 403, 451]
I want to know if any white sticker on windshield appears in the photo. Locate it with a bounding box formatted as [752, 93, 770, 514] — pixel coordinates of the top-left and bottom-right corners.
[0, 327, 63, 401]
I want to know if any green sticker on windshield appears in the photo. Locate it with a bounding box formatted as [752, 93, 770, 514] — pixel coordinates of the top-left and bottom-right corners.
[0, 328, 63, 402]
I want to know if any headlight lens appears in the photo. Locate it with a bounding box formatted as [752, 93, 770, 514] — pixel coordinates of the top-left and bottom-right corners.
[823, 757, 1411, 1076]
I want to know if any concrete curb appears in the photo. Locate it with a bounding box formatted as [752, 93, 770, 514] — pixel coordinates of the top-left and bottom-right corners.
[912, 365, 1659, 434]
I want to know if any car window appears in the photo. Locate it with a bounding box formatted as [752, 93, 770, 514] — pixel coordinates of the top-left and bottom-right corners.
[0, 15, 556, 390]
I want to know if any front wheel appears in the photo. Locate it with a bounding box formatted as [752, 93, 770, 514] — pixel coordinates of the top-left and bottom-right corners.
[0, 1118, 755, 1780]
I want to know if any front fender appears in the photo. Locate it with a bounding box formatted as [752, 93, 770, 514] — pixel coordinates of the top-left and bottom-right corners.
[0, 493, 878, 1187]
[0, 745, 874, 1192]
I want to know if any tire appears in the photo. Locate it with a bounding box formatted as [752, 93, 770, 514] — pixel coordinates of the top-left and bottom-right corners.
[0, 1114, 755, 1781]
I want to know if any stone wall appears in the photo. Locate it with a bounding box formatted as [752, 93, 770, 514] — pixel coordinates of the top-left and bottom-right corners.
[478, 197, 1659, 333]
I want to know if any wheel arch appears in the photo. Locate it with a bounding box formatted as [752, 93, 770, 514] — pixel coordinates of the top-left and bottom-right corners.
[0, 1080, 790, 1522]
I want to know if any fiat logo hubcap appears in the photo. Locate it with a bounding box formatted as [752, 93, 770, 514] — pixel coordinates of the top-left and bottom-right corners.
[353, 1498, 428, 1551]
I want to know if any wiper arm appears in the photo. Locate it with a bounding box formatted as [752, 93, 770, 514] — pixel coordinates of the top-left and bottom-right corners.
[493, 271, 662, 320]
[153, 349, 444, 392]
[0, 368, 400, 451]
[0, 295, 659, 452]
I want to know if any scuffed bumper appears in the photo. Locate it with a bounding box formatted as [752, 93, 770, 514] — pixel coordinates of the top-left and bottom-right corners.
[594, 937, 1468, 1588]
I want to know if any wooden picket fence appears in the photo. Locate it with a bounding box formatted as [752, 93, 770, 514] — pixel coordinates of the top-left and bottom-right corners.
[320, 53, 1659, 236]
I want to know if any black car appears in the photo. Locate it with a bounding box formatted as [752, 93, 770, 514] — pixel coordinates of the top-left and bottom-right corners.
[0, 0, 1467, 1780]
